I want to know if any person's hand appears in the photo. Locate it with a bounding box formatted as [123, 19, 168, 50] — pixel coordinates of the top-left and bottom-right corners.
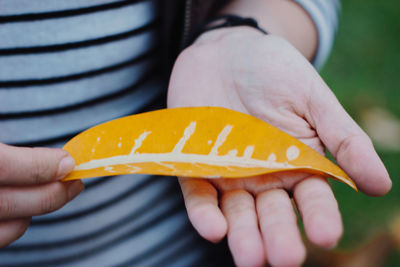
[167, 27, 391, 267]
[0, 143, 84, 247]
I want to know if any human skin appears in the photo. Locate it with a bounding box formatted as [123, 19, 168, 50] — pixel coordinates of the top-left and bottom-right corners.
[0, 1, 391, 265]
[0, 144, 83, 247]
[167, 1, 392, 266]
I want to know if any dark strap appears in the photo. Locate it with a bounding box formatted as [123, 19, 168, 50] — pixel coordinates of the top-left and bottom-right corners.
[189, 14, 268, 45]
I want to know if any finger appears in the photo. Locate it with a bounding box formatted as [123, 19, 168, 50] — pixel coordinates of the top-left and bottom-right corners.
[0, 218, 31, 248]
[179, 178, 227, 242]
[0, 180, 84, 220]
[221, 190, 265, 267]
[307, 83, 391, 196]
[294, 176, 342, 248]
[257, 189, 305, 267]
[0, 143, 75, 185]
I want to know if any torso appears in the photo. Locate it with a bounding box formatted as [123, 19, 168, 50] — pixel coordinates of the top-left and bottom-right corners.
[0, 1, 227, 266]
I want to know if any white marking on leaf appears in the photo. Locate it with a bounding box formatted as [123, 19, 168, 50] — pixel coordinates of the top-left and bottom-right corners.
[104, 166, 115, 173]
[267, 153, 276, 162]
[227, 149, 238, 156]
[286, 146, 300, 161]
[225, 166, 235, 171]
[209, 125, 233, 155]
[243, 146, 254, 159]
[130, 131, 151, 155]
[157, 162, 176, 171]
[172, 122, 196, 153]
[76, 152, 298, 171]
[128, 165, 141, 173]
[73, 122, 334, 184]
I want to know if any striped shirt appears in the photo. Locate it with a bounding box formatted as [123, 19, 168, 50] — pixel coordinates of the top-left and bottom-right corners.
[294, 0, 341, 69]
[0, 0, 339, 266]
[0, 1, 225, 266]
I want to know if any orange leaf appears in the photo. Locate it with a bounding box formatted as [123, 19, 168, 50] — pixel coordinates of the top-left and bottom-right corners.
[63, 107, 357, 191]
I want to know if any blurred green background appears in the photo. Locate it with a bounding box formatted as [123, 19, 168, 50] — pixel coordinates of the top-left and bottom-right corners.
[320, 0, 400, 265]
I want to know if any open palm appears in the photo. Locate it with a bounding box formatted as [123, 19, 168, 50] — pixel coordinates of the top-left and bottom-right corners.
[167, 28, 391, 267]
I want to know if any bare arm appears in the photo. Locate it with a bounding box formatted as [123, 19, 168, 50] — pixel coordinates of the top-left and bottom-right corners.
[220, 0, 318, 60]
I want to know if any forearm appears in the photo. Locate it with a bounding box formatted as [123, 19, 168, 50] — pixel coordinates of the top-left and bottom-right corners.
[219, 0, 318, 60]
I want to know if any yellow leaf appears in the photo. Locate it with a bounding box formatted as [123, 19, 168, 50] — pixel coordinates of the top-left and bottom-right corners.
[63, 107, 357, 191]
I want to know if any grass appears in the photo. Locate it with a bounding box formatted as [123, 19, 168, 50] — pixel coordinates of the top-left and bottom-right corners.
[319, 0, 400, 265]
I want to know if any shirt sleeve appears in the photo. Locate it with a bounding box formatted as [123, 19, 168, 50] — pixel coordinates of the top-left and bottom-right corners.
[294, 0, 340, 70]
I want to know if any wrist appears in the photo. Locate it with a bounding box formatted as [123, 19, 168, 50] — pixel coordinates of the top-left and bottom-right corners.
[218, 0, 318, 60]
[192, 26, 265, 46]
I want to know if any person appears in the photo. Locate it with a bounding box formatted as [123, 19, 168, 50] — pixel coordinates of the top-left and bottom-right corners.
[0, 0, 391, 266]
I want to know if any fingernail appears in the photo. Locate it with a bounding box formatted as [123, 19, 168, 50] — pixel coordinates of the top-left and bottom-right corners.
[68, 181, 84, 200]
[57, 156, 76, 180]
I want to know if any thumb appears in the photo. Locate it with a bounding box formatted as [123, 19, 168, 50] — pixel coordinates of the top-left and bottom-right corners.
[306, 81, 391, 196]
[0, 143, 75, 185]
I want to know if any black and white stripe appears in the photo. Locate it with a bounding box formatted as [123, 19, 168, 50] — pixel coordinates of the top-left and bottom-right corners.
[0, 1, 217, 266]
[0, 0, 340, 265]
